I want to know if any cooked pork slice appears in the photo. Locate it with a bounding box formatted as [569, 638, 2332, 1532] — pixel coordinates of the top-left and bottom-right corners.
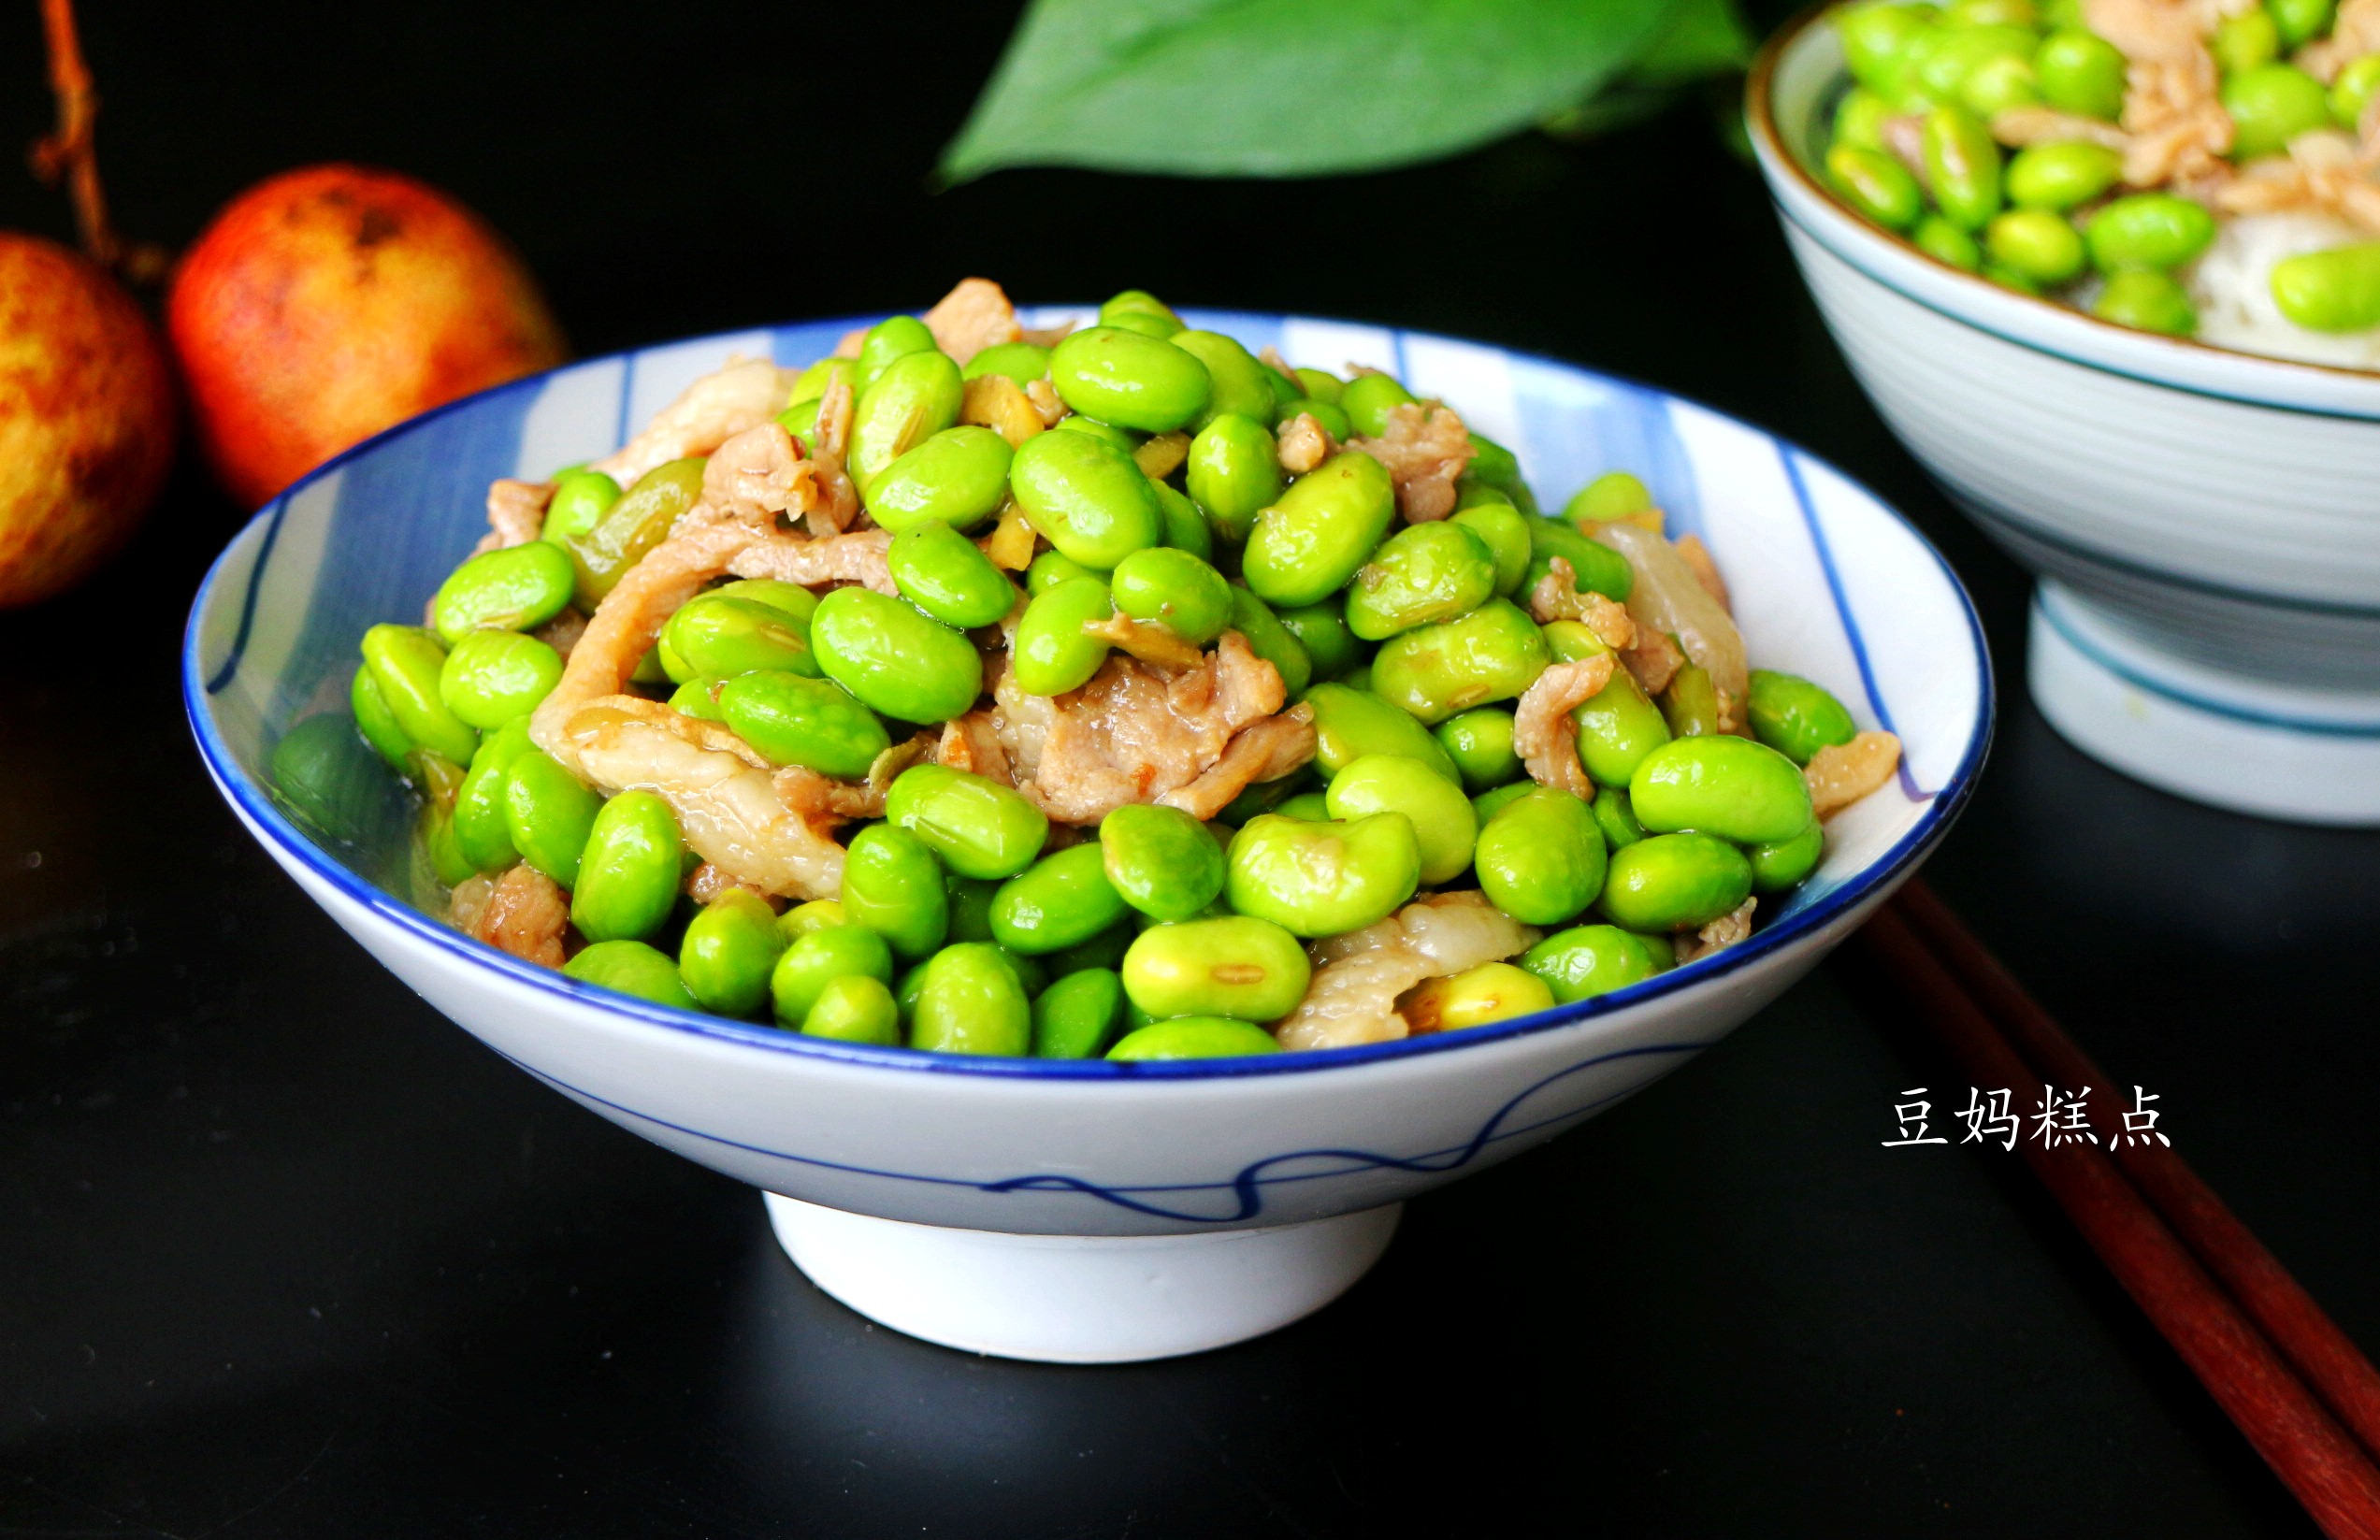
[590, 357, 791, 489]
[921, 277, 1024, 364]
[472, 863, 570, 968]
[1512, 655, 1613, 800]
[1350, 401, 1476, 523]
[1276, 893, 1540, 1051]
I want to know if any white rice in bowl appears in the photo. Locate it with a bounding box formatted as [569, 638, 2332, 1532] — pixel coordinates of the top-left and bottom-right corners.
[2186, 211, 2380, 372]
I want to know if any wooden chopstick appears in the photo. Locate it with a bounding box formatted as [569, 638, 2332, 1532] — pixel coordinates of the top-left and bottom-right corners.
[1855, 900, 2380, 1540]
[1892, 878, 2380, 1465]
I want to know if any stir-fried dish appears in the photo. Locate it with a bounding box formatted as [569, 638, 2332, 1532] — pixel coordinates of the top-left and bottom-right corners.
[1825, 0, 2380, 367]
[283, 278, 1905, 1060]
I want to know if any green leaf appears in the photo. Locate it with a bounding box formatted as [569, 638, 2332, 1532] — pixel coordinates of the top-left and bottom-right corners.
[1541, 0, 1753, 140]
[940, 0, 1693, 183]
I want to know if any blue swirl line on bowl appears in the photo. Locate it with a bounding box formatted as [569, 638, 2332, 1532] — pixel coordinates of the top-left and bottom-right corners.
[1780, 446, 1926, 800]
[2035, 591, 2380, 738]
[182, 310, 1996, 1082]
[498, 1040, 1709, 1223]
[202, 498, 293, 696]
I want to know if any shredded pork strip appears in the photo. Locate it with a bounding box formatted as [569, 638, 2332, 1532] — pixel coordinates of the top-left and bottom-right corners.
[1275, 894, 1540, 1051]
[472, 478, 552, 555]
[1676, 899, 1756, 966]
[1349, 401, 1475, 523]
[1807, 731, 1905, 818]
[1512, 655, 1613, 800]
[725, 527, 897, 594]
[589, 357, 791, 489]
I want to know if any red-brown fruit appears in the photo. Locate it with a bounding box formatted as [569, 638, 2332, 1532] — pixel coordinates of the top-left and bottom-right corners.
[166, 165, 567, 508]
[0, 233, 176, 608]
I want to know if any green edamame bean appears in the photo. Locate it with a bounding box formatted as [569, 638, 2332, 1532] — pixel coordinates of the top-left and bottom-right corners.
[1097, 289, 1185, 338]
[1014, 578, 1117, 697]
[961, 340, 1051, 383]
[361, 624, 481, 767]
[1839, 1, 1940, 95]
[1462, 434, 1533, 510]
[2086, 194, 2217, 271]
[1435, 708, 1521, 791]
[1598, 832, 1754, 932]
[1960, 50, 2041, 116]
[2274, 0, 2333, 48]
[1450, 501, 1532, 597]
[1119, 914, 1310, 1021]
[888, 522, 1019, 630]
[1226, 586, 1314, 697]
[2006, 141, 2123, 211]
[1592, 785, 1645, 851]
[1747, 669, 1858, 766]
[1112, 547, 1233, 646]
[1522, 924, 1656, 1003]
[1402, 962, 1556, 1032]
[1344, 522, 1497, 641]
[541, 468, 620, 545]
[839, 824, 948, 960]
[1304, 682, 1463, 783]
[1242, 451, 1396, 609]
[1050, 416, 1141, 453]
[1660, 662, 1722, 739]
[2224, 63, 2332, 158]
[1166, 330, 1273, 430]
[570, 791, 685, 943]
[712, 579, 818, 625]
[270, 713, 383, 844]
[1275, 602, 1363, 682]
[2214, 7, 2281, 75]
[679, 889, 785, 1016]
[451, 717, 535, 871]
[663, 593, 819, 681]
[1043, 919, 1137, 977]
[719, 670, 889, 778]
[1026, 550, 1099, 597]
[1339, 372, 1417, 438]
[351, 664, 412, 770]
[1273, 791, 1331, 821]
[2036, 29, 2127, 119]
[854, 315, 937, 394]
[432, 540, 575, 643]
[771, 923, 896, 1026]
[1032, 968, 1127, 1058]
[1749, 819, 1826, 894]
[1325, 753, 1478, 885]
[1563, 470, 1652, 528]
[1632, 929, 1678, 971]
[1370, 599, 1550, 725]
[1985, 209, 2087, 284]
[1288, 396, 1353, 439]
[1826, 143, 1926, 230]
[439, 629, 562, 730]
[780, 898, 845, 937]
[849, 347, 965, 491]
[1099, 803, 1227, 921]
[1469, 780, 1536, 826]
[501, 749, 602, 887]
[1922, 106, 2004, 230]
[1291, 367, 1343, 403]
[2095, 266, 2199, 334]
[1154, 482, 1214, 561]
[1107, 1017, 1280, 1060]
[1834, 85, 1896, 151]
[786, 355, 854, 408]
[568, 457, 706, 608]
[1914, 213, 1985, 270]
[865, 425, 1016, 534]
[887, 763, 1049, 881]
[565, 940, 697, 1011]
[1984, 261, 2042, 295]
[2332, 53, 2380, 125]
[1630, 735, 1814, 844]
[989, 842, 1130, 954]
[1183, 413, 1282, 545]
[2271, 242, 2380, 331]
[777, 396, 822, 444]
[669, 679, 725, 721]
[1910, 22, 2034, 104]
[946, 871, 999, 943]
[810, 587, 984, 724]
[1226, 813, 1420, 938]
[1048, 326, 1212, 432]
[802, 973, 901, 1044]
[1008, 427, 1164, 570]
[1571, 665, 1672, 788]
[908, 942, 1031, 1056]
[1475, 786, 1607, 927]
[1523, 517, 1634, 601]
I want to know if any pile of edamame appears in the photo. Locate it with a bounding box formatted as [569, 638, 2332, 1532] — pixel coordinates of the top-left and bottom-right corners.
[1825, 0, 2380, 344]
[289, 284, 1880, 1062]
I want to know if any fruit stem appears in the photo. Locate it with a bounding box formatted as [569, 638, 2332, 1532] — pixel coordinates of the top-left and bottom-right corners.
[28, 0, 168, 283]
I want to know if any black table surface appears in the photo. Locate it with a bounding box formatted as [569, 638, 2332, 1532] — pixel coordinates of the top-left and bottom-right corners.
[6, 4, 2376, 1533]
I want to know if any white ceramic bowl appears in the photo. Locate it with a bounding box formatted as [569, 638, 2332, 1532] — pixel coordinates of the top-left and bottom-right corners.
[184, 308, 1989, 1362]
[1750, 11, 2380, 825]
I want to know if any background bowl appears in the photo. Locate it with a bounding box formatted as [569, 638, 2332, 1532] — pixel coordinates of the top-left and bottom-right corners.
[185, 308, 1989, 1361]
[1749, 11, 2380, 826]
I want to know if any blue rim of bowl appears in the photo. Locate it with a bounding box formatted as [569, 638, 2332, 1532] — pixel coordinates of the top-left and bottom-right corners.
[182, 309, 1997, 1081]
[1745, 1, 2380, 422]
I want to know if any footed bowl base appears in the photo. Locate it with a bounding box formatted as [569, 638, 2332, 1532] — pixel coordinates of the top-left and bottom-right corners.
[2030, 584, 2380, 827]
[763, 1194, 1403, 1364]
